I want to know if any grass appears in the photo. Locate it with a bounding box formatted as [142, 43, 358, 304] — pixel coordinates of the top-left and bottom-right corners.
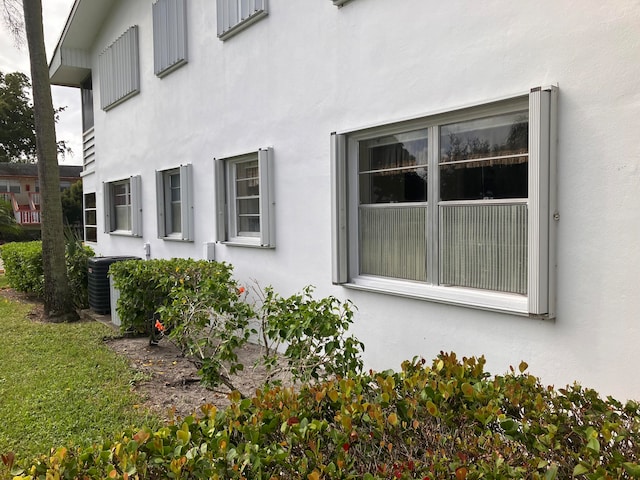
[0, 287, 158, 469]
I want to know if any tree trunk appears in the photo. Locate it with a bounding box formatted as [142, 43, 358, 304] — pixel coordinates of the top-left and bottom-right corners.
[22, 0, 77, 321]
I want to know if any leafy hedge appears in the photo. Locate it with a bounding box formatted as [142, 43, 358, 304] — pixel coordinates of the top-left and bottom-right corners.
[0, 240, 94, 308]
[109, 258, 239, 335]
[7, 353, 640, 479]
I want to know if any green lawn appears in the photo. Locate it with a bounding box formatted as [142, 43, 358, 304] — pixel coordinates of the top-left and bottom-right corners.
[0, 288, 158, 467]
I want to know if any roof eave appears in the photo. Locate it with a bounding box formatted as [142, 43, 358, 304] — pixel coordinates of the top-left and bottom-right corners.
[49, 0, 116, 87]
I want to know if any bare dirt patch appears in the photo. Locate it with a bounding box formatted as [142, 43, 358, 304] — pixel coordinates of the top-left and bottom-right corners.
[106, 335, 273, 419]
[0, 287, 272, 420]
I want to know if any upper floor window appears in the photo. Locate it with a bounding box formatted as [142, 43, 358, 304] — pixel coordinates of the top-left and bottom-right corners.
[156, 165, 194, 241]
[0, 180, 21, 194]
[98, 26, 140, 110]
[216, 0, 268, 41]
[215, 148, 274, 247]
[104, 176, 142, 236]
[153, 0, 188, 77]
[331, 87, 557, 317]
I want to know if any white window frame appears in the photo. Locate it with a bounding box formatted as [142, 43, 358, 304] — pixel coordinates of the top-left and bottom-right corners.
[98, 26, 140, 110]
[216, 0, 268, 41]
[215, 148, 274, 248]
[331, 87, 557, 317]
[152, 0, 188, 77]
[156, 165, 194, 241]
[103, 176, 142, 236]
[84, 192, 97, 243]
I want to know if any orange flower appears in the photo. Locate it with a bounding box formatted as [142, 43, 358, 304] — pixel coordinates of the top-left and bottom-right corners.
[237, 286, 246, 294]
[155, 320, 165, 332]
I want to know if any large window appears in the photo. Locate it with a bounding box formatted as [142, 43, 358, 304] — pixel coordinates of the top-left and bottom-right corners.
[104, 176, 142, 236]
[332, 87, 557, 316]
[156, 165, 193, 241]
[152, 0, 188, 77]
[84, 193, 97, 242]
[98, 26, 140, 110]
[216, 0, 268, 41]
[215, 148, 274, 247]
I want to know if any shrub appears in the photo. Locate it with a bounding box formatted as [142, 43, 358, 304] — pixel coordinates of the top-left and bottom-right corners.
[257, 285, 364, 385]
[1, 241, 43, 296]
[0, 240, 94, 308]
[109, 258, 239, 335]
[7, 353, 640, 479]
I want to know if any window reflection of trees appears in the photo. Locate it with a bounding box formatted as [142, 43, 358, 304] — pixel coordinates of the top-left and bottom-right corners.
[440, 114, 528, 201]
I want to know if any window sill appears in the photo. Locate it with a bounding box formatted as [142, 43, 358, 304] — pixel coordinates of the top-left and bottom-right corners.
[343, 275, 529, 316]
[220, 240, 274, 249]
[108, 230, 139, 237]
[162, 234, 192, 242]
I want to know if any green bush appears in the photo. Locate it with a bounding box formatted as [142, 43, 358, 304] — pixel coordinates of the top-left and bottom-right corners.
[257, 285, 364, 385]
[109, 258, 238, 335]
[7, 353, 640, 479]
[0, 240, 94, 308]
[1, 241, 44, 296]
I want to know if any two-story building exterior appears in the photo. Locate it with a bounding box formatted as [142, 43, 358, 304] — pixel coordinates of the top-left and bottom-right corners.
[50, 0, 640, 398]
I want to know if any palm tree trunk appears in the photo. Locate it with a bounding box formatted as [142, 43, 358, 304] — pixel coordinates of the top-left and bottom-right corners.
[22, 0, 77, 321]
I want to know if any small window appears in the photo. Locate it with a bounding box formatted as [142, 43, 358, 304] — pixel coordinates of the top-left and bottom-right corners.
[153, 0, 188, 77]
[104, 176, 142, 236]
[84, 192, 97, 242]
[0, 180, 20, 194]
[156, 165, 193, 241]
[98, 26, 140, 110]
[215, 148, 274, 247]
[332, 87, 557, 317]
[216, 0, 268, 41]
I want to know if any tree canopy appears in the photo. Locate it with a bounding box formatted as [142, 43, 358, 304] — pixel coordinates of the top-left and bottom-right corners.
[0, 70, 69, 163]
[0, 71, 36, 162]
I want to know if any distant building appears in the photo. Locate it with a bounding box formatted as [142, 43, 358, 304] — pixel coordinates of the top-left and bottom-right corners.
[0, 163, 81, 226]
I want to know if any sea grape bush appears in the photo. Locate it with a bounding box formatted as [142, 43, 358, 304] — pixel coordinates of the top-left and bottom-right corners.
[7, 353, 640, 479]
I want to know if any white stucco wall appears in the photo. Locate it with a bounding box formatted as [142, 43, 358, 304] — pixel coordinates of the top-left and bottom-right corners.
[80, 0, 640, 399]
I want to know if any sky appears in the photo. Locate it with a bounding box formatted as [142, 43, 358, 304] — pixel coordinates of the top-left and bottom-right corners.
[0, 0, 82, 165]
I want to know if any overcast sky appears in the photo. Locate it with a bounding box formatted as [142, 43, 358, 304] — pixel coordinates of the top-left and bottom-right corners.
[0, 0, 82, 165]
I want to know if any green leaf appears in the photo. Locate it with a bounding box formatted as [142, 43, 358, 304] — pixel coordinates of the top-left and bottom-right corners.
[573, 463, 590, 477]
[586, 437, 600, 454]
[623, 463, 640, 478]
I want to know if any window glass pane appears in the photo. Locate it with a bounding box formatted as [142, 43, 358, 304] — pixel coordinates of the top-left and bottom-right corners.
[115, 205, 131, 230]
[359, 130, 428, 204]
[235, 160, 259, 197]
[439, 204, 528, 294]
[171, 202, 181, 233]
[237, 198, 259, 215]
[238, 215, 260, 234]
[439, 111, 528, 201]
[113, 183, 130, 206]
[85, 226, 97, 243]
[85, 193, 96, 209]
[359, 205, 427, 281]
[85, 210, 96, 225]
